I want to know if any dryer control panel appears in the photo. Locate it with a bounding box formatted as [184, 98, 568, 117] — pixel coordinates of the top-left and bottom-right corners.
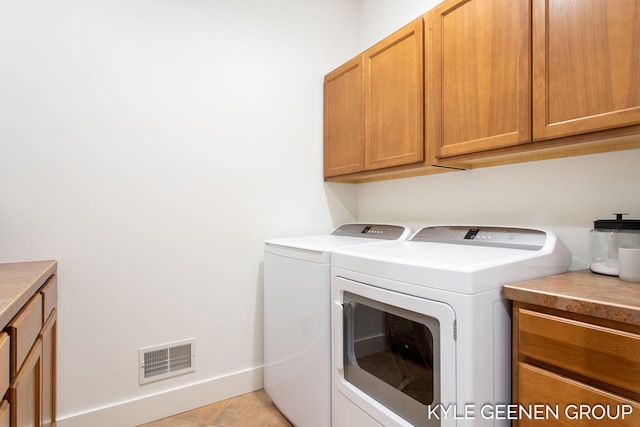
[331, 223, 408, 240]
[411, 226, 547, 250]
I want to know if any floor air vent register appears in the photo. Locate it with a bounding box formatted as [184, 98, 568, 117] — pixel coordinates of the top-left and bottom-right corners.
[139, 338, 196, 384]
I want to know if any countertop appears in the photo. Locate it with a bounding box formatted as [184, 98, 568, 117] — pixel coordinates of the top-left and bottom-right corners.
[0, 260, 57, 328]
[503, 269, 640, 326]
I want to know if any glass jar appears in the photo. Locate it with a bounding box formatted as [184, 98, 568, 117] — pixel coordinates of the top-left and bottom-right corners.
[589, 214, 640, 276]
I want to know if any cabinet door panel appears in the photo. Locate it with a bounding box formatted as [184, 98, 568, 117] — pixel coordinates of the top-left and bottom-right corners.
[324, 56, 365, 177]
[40, 275, 57, 323]
[518, 308, 640, 396]
[40, 311, 56, 427]
[7, 295, 42, 379]
[0, 400, 9, 427]
[518, 363, 640, 426]
[533, 0, 640, 140]
[427, 0, 531, 158]
[8, 339, 42, 427]
[365, 19, 424, 170]
[0, 334, 9, 399]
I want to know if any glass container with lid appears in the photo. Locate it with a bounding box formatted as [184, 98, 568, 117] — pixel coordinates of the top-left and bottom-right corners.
[590, 213, 640, 276]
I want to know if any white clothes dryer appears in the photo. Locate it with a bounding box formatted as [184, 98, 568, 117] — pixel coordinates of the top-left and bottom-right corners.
[330, 226, 573, 427]
[264, 223, 411, 427]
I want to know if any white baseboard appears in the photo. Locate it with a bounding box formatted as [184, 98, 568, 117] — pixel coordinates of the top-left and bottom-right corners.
[56, 366, 264, 427]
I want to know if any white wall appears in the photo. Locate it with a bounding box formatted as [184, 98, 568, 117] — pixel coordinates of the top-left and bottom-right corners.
[357, 149, 640, 268]
[358, 0, 441, 48]
[0, 0, 358, 425]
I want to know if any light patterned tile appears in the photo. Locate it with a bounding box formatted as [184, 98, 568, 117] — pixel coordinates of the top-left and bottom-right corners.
[137, 391, 292, 427]
[210, 390, 292, 427]
[138, 399, 229, 427]
[172, 400, 230, 425]
[138, 417, 198, 427]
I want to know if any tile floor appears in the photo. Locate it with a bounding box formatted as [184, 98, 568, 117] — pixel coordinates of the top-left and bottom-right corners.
[138, 389, 293, 427]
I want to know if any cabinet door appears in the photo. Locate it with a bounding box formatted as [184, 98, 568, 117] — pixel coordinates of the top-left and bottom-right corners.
[40, 275, 57, 323]
[518, 307, 640, 396]
[8, 339, 42, 427]
[0, 400, 9, 427]
[365, 19, 424, 170]
[426, 0, 531, 158]
[7, 295, 42, 379]
[518, 363, 640, 426]
[0, 334, 9, 399]
[40, 311, 56, 427]
[324, 56, 365, 177]
[533, 0, 640, 140]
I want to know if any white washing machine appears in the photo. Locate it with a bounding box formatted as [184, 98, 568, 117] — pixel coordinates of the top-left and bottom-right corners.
[264, 223, 411, 427]
[330, 226, 573, 427]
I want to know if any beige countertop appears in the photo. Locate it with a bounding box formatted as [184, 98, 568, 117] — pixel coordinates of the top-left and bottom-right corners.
[0, 260, 57, 328]
[503, 269, 640, 326]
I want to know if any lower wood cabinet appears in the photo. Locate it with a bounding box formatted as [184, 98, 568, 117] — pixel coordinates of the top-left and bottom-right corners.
[8, 339, 42, 427]
[0, 334, 9, 427]
[518, 363, 640, 427]
[40, 312, 56, 427]
[3, 273, 57, 427]
[512, 301, 640, 426]
[0, 400, 10, 427]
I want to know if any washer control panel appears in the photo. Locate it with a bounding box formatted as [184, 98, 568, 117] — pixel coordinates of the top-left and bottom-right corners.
[411, 226, 547, 250]
[331, 223, 408, 240]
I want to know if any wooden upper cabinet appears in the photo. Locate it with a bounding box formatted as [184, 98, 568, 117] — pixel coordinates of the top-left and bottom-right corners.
[426, 0, 532, 159]
[324, 56, 365, 177]
[364, 19, 424, 170]
[533, 0, 640, 140]
[324, 19, 424, 179]
[326, 0, 640, 181]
